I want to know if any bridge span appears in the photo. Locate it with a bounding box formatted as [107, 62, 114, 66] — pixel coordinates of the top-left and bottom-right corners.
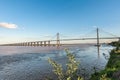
[0, 28, 120, 47]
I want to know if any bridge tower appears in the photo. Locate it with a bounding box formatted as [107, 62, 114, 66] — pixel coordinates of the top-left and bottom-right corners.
[97, 28, 100, 47]
[96, 28, 100, 57]
[56, 33, 60, 48]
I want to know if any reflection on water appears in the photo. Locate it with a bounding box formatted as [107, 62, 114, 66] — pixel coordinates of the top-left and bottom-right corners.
[97, 46, 100, 58]
[0, 44, 113, 80]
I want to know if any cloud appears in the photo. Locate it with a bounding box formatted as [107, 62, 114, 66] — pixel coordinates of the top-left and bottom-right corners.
[0, 22, 18, 29]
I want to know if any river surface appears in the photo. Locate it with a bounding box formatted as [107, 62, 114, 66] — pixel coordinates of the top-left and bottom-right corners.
[0, 44, 113, 80]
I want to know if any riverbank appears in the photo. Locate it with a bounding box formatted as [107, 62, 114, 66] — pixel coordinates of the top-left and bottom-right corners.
[90, 42, 120, 80]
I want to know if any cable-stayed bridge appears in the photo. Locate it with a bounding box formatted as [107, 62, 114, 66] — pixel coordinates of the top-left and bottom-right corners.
[0, 28, 120, 48]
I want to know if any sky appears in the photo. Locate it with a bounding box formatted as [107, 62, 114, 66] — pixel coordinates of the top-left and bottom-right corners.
[0, 0, 120, 44]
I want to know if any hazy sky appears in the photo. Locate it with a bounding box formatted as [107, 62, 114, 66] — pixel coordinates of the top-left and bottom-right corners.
[0, 0, 120, 44]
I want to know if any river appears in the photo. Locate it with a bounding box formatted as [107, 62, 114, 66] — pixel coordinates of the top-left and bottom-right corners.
[0, 44, 113, 80]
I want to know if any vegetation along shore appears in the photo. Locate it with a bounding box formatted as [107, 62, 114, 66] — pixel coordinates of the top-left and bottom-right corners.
[90, 41, 120, 80]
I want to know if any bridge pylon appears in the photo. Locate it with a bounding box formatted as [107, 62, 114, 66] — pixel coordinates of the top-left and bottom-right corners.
[56, 33, 60, 48]
[96, 28, 100, 47]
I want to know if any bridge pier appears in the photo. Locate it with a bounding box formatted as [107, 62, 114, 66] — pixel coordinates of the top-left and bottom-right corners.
[24, 43, 26, 46]
[48, 41, 50, 46]
[36, 42, 39, 46]
[30, 42, 32, 46]
[39, 42, 41, 46]
[25, 43, 26, 46]
[32, 42, 34, 46]
[27, 42, 30, 46]
[19, 43, 21, 46]
[18, 43, 20, 46]
[34, 42, 36, 47]
[14, 44, 16, 46]
[20, 43, 22, 46]
[16, 43, 18, 46]
[23, 43, 25, 46]
[40, 41, 43, 46]
[96, 28, 100, 47]
[17, 43, 19, 46]
[31, 42, 33, 46]
[28, 42, 30, 46]
[44, 41, 46, 46]
[56, 33, 60, 48]
[21, 43, 23, 46]
[22, 43, 24, 46]
[26, 42, 29, 46]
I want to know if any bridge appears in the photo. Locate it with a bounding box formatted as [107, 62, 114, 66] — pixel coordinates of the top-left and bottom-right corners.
[0, 28, 120, 48]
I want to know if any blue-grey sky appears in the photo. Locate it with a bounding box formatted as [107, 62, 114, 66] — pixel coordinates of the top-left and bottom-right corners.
[0, 0, 120, 43]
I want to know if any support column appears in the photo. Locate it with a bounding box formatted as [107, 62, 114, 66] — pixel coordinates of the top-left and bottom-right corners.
[17, 43, 19, 46]
[28, 42, 30, 46]
[24, 43, 26, 46]
[23, 43, 25, 46]
[24, 43, 25, 46]
[34, 42, 36, 47]
[48, 41, 50, 46]
[21, 43, 22, 46]
[29, 42, 31, 46]
[56, 33, 60, 48]
[25, 42, 28, 46]
[37, 42, 39, 46]
[38, 42, 41, 46]
[21, 43, 23, 46]
[97, 28, 100, 47]
[44, 41, 46, 46]
[31, 42, 33, 46]
[96, 28, 100, 57]
[40, 42, 43, 46]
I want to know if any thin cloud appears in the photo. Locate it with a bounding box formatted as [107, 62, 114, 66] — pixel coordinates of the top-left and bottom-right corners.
[0, 22, 18, 29]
